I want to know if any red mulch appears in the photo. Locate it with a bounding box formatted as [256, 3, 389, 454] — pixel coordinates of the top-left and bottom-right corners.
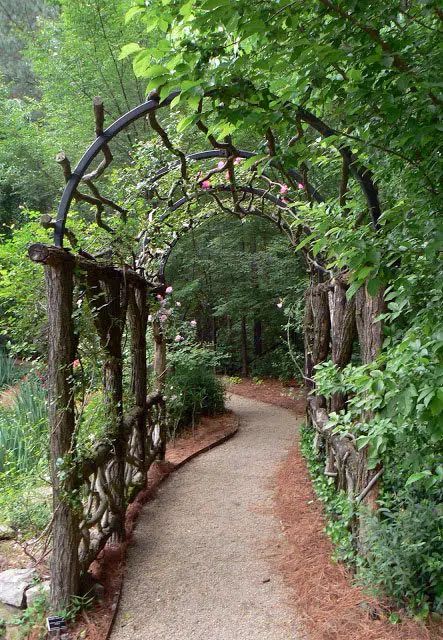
[274, 443, 442, 640]
[226, 377, 306, 414]
[68, 411, 238, 640]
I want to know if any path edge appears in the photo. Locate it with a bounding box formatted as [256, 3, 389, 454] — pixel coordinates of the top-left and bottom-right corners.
[104, 420, 239, 640]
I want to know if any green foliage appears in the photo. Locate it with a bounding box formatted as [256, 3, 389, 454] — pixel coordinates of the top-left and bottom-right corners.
[166, 343, 225, 436]
[166, 215, 307, 378]
[0, 348, 20, 389]
[0, 475, 51, 535]
[300, 425, 355, 564]
[0, 375, 49, 535]
[358, 495, 443, 616]
[0, 375, 47, 474]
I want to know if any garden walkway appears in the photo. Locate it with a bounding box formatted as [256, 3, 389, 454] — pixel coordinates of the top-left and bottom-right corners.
[111, 394, 301, 640]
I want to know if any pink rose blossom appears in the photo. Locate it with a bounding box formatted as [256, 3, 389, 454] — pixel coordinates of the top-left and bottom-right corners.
[217, 161, 225, 169]
[73, 359, 80, 369]
[298, 182, 304, 189]
[234, 157, 242, 165]
[160, 314, 168, 323]
[201, 180, 211, 190]
[190, 319, 197, 327]
[279, 184, 289, 194]
[176, 301, 181, 307]
[156, 294, 163, 301]
[165, 286, 173, 294]
[174, 334, 184, 342]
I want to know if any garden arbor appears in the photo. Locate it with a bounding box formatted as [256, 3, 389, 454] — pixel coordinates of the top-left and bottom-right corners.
[29, 91, 385, 610]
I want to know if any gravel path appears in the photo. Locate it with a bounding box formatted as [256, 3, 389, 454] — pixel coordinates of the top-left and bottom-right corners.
[111, 394, 302, 640]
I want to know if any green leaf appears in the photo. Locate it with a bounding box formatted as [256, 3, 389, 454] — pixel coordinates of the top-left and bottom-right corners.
[366, 278, 382, 297]
[118, 43, 142, 60]
[240, 154, 268, 171]
[346, 281, 362, 300]
[125, 5, 145, 24]
[295, 232, 317, 252]
[201, 0, 231, 9]
[405, 471, 432, 486]
[177, 114, 198, 133]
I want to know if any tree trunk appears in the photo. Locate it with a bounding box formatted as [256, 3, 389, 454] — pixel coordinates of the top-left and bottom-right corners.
[253, 319, 263, 357]
[45, 261, 80, 610]
[211, 315, 217, 349]
[240, 316, 249, 377]
[355, 284, 385, 365]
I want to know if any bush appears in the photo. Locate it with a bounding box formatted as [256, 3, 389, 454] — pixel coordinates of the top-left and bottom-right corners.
[165, 344, 225, 437]
[251, 345, 298, 381]
[358, 495, 443, 616]
[0, 476, 51, 535]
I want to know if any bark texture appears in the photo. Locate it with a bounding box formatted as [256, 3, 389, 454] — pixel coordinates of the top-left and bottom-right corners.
[45, 260, 80, 609]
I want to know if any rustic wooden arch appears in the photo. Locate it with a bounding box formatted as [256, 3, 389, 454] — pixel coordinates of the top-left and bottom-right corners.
[28, 92, 385, 612]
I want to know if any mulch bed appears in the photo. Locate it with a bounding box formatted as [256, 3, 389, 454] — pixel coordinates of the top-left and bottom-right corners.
[226, 377, 306, 414]
[68, 411, 239, 640]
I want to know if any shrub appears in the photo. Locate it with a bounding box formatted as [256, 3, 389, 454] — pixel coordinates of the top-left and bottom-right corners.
[358, 495, 443, 616]
[165, 344, 225, 437]
[251, 345, 297, 381]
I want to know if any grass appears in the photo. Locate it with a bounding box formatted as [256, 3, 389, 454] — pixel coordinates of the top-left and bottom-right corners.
[0, 348, 20, 390]
[0, 375, 47, 474]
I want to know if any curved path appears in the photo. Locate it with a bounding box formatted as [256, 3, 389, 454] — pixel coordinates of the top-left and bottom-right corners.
[111, 394, 301, 640]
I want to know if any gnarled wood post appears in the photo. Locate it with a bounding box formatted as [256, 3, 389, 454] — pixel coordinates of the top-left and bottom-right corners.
[128, 285, 148, 475]
[28, 244, 80, 610]
[153, 317, 167, 459]
[328, 273, 356, 412]
[86, 273, 126, 541]
[304, 280, 330, 405]
[355, 283, 386, 527]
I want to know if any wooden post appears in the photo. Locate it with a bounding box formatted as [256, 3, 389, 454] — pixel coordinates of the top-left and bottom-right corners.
[128, 286, 148, 467]
[44, 255, 80, 609]
[303, 281, 330, 408]
[85, 272, 126, 541]
[355, 283, 386, 544]
[153, 318, 167, 459]
[328, 275, 356, 412]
